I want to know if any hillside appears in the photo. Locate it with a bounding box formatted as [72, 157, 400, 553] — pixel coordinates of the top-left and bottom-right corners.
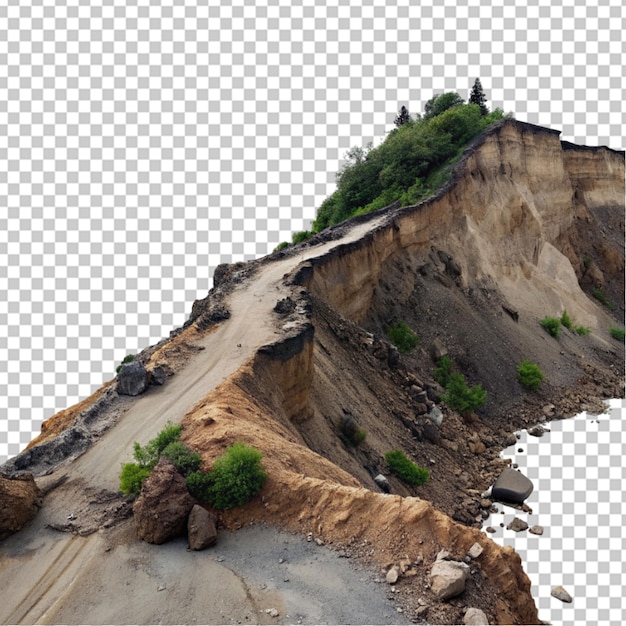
[1, 119, 624, 625]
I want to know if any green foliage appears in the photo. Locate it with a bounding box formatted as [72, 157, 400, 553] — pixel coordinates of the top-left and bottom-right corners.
[274, 241, 290, 252]
[610, 327, 625, 341]
[387, 321, 419, 353]
[517, 360, 544, 391]
[385, 450, 430, 486]
[441, 372, 488, 415]
[116, 353, 136, 374]
[583, 256, 592, 268]
[574, 325, 591, 336]
[394, 105, 411, 127]
[468, 78, 489, 116]
[540, 316, 561, 338]
[353, 430, 367, 445]
[206, 443, 267, 510]
[310, 95, 505, 234]
[292, 230, 313, 245]
[119, 462, 151, 495]
[186, 469, 215, 502]
[161, 441, 202, 475]
[591, 288, 615, 310]
[434, 355, 453, 388]
[560, 310, 573, 330]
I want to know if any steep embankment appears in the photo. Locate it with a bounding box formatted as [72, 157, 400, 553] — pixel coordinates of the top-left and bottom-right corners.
[1, 119, 623, 626]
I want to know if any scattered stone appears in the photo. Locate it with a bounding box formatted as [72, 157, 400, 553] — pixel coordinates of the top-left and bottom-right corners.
[528, 425, 546, 437]
[133, 458, 195, 544]
[485, 526, 496, 533]
[315, 538, 324, 546]
[429, 559, 470, 600]
[157, 584, 166, 592]
[551, 585, 572, 603]
[427, 406, 444, 427]
[463, 607, 490, 624]
[422, 422, 441, 444]
[517, 448, 524, 453]
[529, 525, 544, 535]
[491, 467, 534, 503]
[468, 440, 486, 455]
[187, 504, 218, 550]
[116, 360, 149, 396]
[436, 549, 452, 561]
[306, 532, 312, 542]
[479, 499, 492, 509]
[431, 338, 448, 361]
[467, 542, 483, 559]
[150, 365, 167, 386]
[542, 404, 556, 417]
[386, 567, 399, 584]
[374, 474, 392, 493]
[387, 346, 400, 369]
[0, 473, 43, 540]
[274, 297, 296, 315]
[265, 608, 280, 617]
[415, 605, 429, 618]
[506, 517, 529, 532]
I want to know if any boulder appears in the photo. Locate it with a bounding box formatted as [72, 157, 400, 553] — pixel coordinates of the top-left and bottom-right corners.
[150, 365, 167, 386]
[431, 338, 448, 362]
[187, 504, 218, 550]
[551, 585, 572, 603]
[133, 458, 195, 544]
[427, 406, 444, 427]
[374, 474, 391, 493]
[491, 468, 533, 503]
[429, 559, 470, 600]
[0, 473, 43, 540]
[117, 360, 149, 396]
[506, 517, 528, 532]
[386, 566, 399, 584]
[463, 607, 490, 624]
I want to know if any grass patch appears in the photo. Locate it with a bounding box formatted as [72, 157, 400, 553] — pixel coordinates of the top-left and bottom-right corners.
[540, 316, 561, 338]
[560, 310, 573, 330]
[517, 360, 545, 391]
[574, 325, 591, 336]
[385, 450, 429, 486]
[387, 321, 419, 353]
[591, 288, 615, 310]
[441, 372, 488, 415]
[610, 327, 625, 341]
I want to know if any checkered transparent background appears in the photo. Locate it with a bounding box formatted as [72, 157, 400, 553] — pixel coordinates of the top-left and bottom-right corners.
[0, 0, 624, 624]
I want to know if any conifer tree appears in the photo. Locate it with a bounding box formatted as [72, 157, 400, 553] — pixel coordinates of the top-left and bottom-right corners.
[394, 105, 411, 127]
[469, 78, 489, 116]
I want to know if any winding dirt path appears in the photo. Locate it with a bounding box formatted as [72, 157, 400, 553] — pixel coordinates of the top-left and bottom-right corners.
[0, 216, 389, 626]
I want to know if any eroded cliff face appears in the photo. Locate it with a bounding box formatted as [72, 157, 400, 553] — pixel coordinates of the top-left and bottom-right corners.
[303, 120, 624, 328]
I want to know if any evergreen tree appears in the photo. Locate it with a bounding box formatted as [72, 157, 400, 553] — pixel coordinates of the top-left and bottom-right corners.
[394, 105, 411, 127]
[469, 78, 489, 116]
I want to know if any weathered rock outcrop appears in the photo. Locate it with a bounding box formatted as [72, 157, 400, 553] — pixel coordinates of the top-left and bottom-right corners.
[133, 458, 195, 544]
[187, 504, 218, 550]
[0, 473, 43, 540]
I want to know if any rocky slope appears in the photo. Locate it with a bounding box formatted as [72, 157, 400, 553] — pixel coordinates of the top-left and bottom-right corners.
[1, 119, 623, 625]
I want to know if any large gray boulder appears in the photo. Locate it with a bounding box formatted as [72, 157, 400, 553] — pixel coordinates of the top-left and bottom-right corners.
[491, 467, 533, 503]
[429, 559, 470, 600]
[117, 360, 149, 396]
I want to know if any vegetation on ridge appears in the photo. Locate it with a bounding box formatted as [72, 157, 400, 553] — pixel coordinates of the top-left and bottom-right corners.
[280, 80, 509, 248]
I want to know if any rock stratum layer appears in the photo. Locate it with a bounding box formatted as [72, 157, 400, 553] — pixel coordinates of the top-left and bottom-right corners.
[1, 119, 623, 625]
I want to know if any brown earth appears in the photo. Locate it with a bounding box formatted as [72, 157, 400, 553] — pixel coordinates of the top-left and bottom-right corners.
[1, 119, 623, 625]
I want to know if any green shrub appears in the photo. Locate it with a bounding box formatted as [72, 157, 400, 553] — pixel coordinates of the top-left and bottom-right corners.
[353, 430, 367, 445]
[540, 316, 561, 338]
[207, 443, 267, 510]
[574, 325, 590, 336]
[610, 327, 625, 341]
[292, 230, 313, 245]
[116, 353, 136, 374]
[387, 321, 419, 353]
[186, 469, 215, 502]
[517, 360, 544, 391]
[434, 355, 453, 388]
[274, 241, 290, 252]
[161, 441, 202, 475]
[583, 256, 592, 268]
[441, 372, 487, 415]
[591, 288, 615, 310]
[560, 310, 572, 330]
[119, 462, 151, 495]
[385, 450, 429, 486]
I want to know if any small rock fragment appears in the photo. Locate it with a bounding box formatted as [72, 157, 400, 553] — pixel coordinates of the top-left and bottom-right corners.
[386, 567, 399, 584]
[506, 517, 529, 532]
[529, 525, 544, 535]
[467, 542, 483, 559]
[485, 526, 496, 533]
[463, 607, 490, 624]
[551, 585, 572, 603]
[266, 608, 280, 617]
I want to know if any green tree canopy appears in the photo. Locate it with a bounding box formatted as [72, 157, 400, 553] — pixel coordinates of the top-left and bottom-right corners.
[469, 78, 489, 116]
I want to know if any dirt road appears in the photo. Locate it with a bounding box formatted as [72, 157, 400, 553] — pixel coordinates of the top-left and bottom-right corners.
[0, 215, 396, 625]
